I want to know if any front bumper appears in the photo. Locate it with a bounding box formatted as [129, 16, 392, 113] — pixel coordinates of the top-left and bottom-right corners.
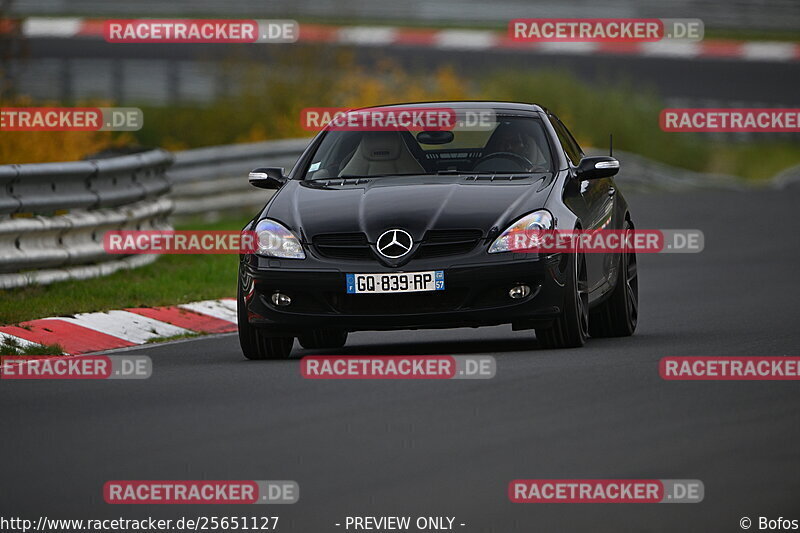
[240, 254, 568, 334]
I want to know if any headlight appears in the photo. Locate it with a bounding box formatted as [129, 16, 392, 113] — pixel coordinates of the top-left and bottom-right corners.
[255, 219, 305, 259]
[488, 210, 554, 254]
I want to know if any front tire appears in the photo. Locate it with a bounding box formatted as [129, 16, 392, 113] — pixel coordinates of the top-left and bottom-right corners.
[237, 282, 294, 360]
[536, 251, 589, 349]
[298, 329, 348, 350]
[589, 220, 638, 338]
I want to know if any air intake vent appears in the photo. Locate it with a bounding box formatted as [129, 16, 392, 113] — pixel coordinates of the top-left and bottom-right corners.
[312, 233, 371, 260]
[415, 229, 483, 259]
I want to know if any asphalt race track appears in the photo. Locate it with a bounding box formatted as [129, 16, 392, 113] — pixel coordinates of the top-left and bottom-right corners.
[3, 183, 799, 531]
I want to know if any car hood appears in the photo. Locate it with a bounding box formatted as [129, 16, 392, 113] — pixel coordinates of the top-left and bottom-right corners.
[265, 175, 554, 242]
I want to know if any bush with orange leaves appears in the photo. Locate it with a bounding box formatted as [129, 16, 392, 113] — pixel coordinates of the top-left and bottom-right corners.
[0, 96, 136, 164]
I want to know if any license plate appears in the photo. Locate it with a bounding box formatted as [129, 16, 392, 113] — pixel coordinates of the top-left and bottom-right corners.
[346, 271, 445, 294]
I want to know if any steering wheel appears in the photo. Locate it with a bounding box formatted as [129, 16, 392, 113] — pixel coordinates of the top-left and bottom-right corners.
[473, 152, 535, 172]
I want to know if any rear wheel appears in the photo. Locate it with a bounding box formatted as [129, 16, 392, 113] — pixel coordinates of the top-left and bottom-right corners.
[237, 282, 294, 360]
[589, 220, 638, 338]
[536, 250, 589, 349]
[298, 329, 348, 350]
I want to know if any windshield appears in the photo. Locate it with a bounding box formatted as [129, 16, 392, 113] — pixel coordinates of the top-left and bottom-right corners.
[302, 115, 553, 179]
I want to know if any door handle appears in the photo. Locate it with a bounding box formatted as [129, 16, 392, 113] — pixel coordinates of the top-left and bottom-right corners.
[608, 187, 616, 197]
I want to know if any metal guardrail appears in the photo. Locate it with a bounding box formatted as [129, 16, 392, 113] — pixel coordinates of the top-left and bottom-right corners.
[0, 139, 309, 289]
[0, 149, 174, 288]
[168, 138, 308, 216]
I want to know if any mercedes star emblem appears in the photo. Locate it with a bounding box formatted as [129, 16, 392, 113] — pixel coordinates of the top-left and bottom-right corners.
[376, 229, 414, 259]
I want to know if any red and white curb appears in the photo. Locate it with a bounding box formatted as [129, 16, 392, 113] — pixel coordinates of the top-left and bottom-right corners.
[0, 298, 237, 355]
[9, 18, 800, 63]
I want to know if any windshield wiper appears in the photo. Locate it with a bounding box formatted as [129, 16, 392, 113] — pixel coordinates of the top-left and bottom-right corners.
[436, 169, 485, 175]
[329, 173, 425, 179]
[436, 169, 548, 175]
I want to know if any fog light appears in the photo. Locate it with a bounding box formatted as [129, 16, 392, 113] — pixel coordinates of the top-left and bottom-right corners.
[271, 292, 292, 306]
[509, 284, 530, 299]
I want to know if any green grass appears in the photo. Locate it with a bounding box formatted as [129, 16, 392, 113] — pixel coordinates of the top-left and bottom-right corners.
[1, 337, 64, 356]
[147, 332, 204, 344]
[706, 142, 800, 180]
[701, 28, 800, 43]
[0, 215, 252, 325]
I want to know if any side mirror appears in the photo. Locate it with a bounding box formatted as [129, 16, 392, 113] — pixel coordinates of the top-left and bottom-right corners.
[576, 156, 620, 180]
[249, 167, 286, 190]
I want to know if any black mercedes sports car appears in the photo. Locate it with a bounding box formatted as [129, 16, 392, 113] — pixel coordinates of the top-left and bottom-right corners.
[237, 102, 637, 359]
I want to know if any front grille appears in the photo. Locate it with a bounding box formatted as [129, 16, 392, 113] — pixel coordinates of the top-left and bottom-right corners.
[312, 229, 484, 261]
[327, 289, 469, 314]
[415, 229, 483, 259]
[313, 233, 372, 260]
